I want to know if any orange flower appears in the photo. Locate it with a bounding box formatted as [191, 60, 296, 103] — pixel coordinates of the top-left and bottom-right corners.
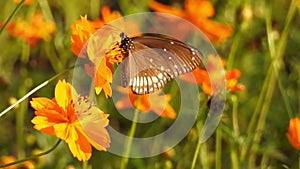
[115, 86, 176, 119]
[180, 54, 244, 95]
[13, 0, 32, 5]
[6, 12, 55, 47]
[0, 156, 16, 169]
[70, 6, 122, 56]
[71, 7, 122, 97]
[149, 0, 233, 42]
[31, 80, 110, 161]
[286, 117, 300, 150]
[180, 67, 245, 95]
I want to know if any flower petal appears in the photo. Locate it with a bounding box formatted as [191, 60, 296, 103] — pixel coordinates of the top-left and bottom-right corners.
[55, 80, 77, 111]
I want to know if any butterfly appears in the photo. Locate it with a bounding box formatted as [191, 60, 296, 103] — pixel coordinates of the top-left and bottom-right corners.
[107, 32, 203, 95]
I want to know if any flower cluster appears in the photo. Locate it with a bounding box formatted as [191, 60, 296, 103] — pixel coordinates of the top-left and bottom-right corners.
[6, 12, 55, 47]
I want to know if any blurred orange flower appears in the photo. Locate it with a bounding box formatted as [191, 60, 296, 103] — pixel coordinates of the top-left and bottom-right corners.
[180, 67, 245, 95]
[0, 156, 34, 169]
[6, 12, 55, 47]
[149, 0, 233, 41]
[180, 54, 245, 95]
[0, 156, 16, 169]
[13, 0, 32, 5]
[286, 117, 300, 150]
[115, 86, 176, 119]
[31, 80, 110, 161]
[71, 6, 122, 97]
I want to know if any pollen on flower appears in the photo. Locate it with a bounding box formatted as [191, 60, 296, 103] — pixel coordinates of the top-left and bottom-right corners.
[105, 43, 125, 64]
[74, 96, 94, 117]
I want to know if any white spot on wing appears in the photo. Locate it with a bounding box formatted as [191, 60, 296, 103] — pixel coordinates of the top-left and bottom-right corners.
[147, 77, 152, 86]
[152, 76, 158, 83]
[133, 78, 137, 88]
[157, 73, 163, 79]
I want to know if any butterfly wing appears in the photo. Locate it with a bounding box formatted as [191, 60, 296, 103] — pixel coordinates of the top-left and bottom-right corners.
[121, 34, 202, 94]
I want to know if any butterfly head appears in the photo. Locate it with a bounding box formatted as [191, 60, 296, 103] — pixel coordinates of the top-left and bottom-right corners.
[119, 32, 134, 51]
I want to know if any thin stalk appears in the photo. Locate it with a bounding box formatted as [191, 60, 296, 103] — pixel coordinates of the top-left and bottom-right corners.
[230, 95, 239, 169]
[215, 128, 222, 169]
[83, 161, 89, 169]
[190, 140, 201, 169]
[16, 87, 28, 160]
[248, 0, 298, 166]
[200, 142, 209, 169]
[0, 139, 61, 168]
[265, 1, 294, 118]
[37, 0, 55, 21]
[248, 70, 276, 168]
[240, 66, 271, 161]
[242, 0, 297, 163]
[230, 142, 239, 169]
[227, 30, 241, 70]
[120, 95, 141, 169]
[0, 66, 74, 118]
[0, 0, 25, 35]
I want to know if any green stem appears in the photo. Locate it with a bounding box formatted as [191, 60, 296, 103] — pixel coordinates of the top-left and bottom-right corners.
[0, 139, 61, 168]
[248, 0, 297, 165]
[37, 0, 55, 21]
[230, 95, 239, 169]
[215, 128, 222, 169]
[0, 0, 25, 35]
[120, 95, 141, 169]
[265, 1, 294, 118]
[248, 68, 276, 168]
[227, 29, 241, 70]
[240, 66, 271, 161]
[0, 66, 75, 118]
[241, 0, 297, 163]
[83, 161, 89, 169]
[190, 140, 201, 169]
[16, 85, 29, 160]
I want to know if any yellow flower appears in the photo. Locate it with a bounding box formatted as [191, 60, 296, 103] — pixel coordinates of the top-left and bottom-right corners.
[286, 117, 300, 150]
[149, 0, 233, 42]
[115, 86, 176, 119]
[31, 80, 110, 161]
